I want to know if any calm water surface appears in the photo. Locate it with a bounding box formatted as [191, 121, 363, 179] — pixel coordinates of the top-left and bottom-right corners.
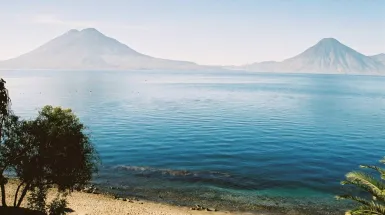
[2, 70, 385, 214]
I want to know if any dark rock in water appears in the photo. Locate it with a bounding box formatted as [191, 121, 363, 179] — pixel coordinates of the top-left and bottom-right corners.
[83, 187, 92, 193]
[193, 204, 206, 211]
[83, 185, 98, 193]
[73, 184, 83, 191]
[109, 186, 119, 190]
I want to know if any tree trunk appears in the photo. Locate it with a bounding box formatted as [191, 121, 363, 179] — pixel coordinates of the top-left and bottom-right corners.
[0, 124, 6, 207]
[0, 181, 6, 207]
[16, 183, 30, 207]
[13, 182, 24, 207]
[0, 174, 7, 207]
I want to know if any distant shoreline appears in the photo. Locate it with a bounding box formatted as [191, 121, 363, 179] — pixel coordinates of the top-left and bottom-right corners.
[0, 69, 384, 77]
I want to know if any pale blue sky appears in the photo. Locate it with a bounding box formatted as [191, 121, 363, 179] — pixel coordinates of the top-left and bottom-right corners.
[0, 0, 384, 65]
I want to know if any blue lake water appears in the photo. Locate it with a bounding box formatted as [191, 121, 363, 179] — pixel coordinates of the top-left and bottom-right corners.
[1, 70, 385, 214]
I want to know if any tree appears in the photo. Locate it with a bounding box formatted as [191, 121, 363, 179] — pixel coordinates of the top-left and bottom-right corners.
[0, 79, 11, 127]
[0, 78, 12, 207]
[0, 115, 33, 207]
[336, 157, 385, 215]
[0, 105, 99, 209]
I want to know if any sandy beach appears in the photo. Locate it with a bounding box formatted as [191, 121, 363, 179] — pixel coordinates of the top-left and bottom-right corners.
[4, 181, 258, 215]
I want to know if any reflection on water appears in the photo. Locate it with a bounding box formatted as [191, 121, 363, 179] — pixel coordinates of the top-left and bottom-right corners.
[1, 70, 385, 214]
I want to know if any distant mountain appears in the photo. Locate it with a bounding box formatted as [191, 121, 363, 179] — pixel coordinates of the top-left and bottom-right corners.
[370, 53, 385, 65]
[0, 28, 205, 70]
[1, 30, 383, 74]
[241, 38, 385, 74]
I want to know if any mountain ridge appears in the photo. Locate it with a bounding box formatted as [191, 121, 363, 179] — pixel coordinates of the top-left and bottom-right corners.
[370, 53, 385, 65]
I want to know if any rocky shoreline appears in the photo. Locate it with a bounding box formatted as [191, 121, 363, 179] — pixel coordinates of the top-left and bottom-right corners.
[86, 182, 349, 215]
[4, 180, 256, 215]
[3, 179, 351, 215]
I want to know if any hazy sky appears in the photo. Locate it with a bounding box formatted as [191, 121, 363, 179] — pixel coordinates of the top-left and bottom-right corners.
[0, 0, 384, 65]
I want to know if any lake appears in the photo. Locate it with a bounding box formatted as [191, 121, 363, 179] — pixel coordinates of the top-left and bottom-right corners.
[2, 70, 385, 214]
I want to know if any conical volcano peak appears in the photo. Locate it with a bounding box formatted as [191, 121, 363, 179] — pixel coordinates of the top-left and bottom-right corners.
[316, 38, 342, 46]
[0, 28, 201, 70]
[305, 37, 350, 55]
[320, 37, 339, 42]
[243, 37, 385, 74]
[79, 28, 105, 37]
[81, 28, 101, 33]
[67, 29, 79, 34]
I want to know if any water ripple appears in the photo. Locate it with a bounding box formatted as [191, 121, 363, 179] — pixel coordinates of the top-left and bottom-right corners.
[2, 70, 385, 214]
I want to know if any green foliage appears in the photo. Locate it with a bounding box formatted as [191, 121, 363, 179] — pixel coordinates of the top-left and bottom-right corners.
[27, 185, 48, 212]
[0, 79, 97, 210]
[337, 157, 385, 215]
[30, 105, 99, 191]
[48, 194, 68, 215]
[0, 78, 11, 120]
[0, 78, 12, 207]
[11, 106, 99, 191]
[0, 105, 99, 208]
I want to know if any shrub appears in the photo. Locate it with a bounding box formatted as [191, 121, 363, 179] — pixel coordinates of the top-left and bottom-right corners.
[27, 185, 48, 212]
[48, 195, 68, 215]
